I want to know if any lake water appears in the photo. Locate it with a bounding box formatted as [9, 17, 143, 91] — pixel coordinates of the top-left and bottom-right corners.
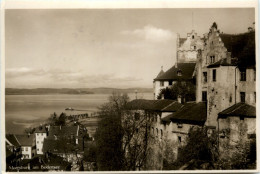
[5, 93, 153, 134]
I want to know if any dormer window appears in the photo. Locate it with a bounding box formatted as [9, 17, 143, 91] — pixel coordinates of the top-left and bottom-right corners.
[177, 70, 182, 76]
[210, 56, 215, 64]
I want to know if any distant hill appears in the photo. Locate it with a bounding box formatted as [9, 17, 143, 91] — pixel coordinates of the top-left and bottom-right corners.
[5, 88, 153, 95]
[84, 87, 153, 94]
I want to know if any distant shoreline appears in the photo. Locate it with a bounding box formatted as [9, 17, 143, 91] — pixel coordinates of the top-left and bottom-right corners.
[5, 87, 153, 95]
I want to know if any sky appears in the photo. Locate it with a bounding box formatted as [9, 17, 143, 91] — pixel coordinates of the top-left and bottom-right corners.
[5, 8, 255, 89]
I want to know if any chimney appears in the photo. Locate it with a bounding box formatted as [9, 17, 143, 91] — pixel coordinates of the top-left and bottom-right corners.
[227, 52, 231, 64]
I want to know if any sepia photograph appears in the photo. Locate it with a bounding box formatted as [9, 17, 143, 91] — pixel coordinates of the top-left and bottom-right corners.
[3, 1, 258, 172]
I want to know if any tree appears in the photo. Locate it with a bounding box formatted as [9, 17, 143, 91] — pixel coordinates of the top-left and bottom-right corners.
[121, 110, 153, 170]
[48, 112, 58, 125]
[56, 112, 66, 126]
[169, 127, 218, 170]
[157, 80, 196, 102]
[24, 127, 36, 135]
[95, 92, 128, 171]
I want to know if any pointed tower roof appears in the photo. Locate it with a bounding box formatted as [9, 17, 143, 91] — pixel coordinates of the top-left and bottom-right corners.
[156, 66, 164, 78]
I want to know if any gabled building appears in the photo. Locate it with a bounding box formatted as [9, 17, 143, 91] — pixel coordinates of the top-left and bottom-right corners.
[6, 134, 23, 168]
[153, 30, 203, 99]
[42, 125, 83, 164]
[35, 125, 49, 155]
[14, 134, 36, 159]
[154, 63, 196, 99]
[194, 22, 256, 160]
[177, 30, 204, 63]
[195, 22, 256, 128]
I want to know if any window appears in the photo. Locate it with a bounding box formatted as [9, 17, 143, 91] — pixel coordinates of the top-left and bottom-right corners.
[136, 128, 139, 133]
[194, 46, 196, 50]
[134, 113, 140, 121]
[240, 92, 245, 103]
[210, 56, 215, 64]
[160, 81, 164, 87]
[22, 147, 24, 151]
[156, 128, 158, 137]
[178, 136, 182, 143]
[169, 80, 173, 85]
[254, 92, 256, 103]
[41, 133, 43, 136]
[192, 35, 194, 39]
[202, 91, 207, 102]
[37, 133, 39, 136]
[41, 141, 43, 144]
[240, 69, 246, 81]
[160, 129, 163, 139]
[152, 127, 154, 135]
[212, 69, 216, 82]
[37, 141, 39, 144]
[37, 149, 39, 151]
[25, 147, 28, 151]
[203, 72, 207, 82]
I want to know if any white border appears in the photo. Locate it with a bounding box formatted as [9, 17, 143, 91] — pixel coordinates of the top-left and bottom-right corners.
[1, 0, 259, 173]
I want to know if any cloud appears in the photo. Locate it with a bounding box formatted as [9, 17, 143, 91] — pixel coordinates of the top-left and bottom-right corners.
[50, 71, 142, 84]
[121, 25, 175, 42]
[6, 67, 142, 88]
[6, 67, 46, 78]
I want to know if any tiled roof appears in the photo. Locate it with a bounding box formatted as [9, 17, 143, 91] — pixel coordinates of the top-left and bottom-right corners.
[125, 99, 156, 110]
[218, 102, 256, 118]
[15, 134, 34, 146]
[207, 58, 236, 68]
[48, 126, 79, 138]
[125, 99, 181, 112]
[161, 101, 183, 112]
[43, 138, 83, 153]
[219, 32, 255, 68]
[220, 33, 252, 58]
[154, 63, 196, 81]
[170, 102, 207, 124]
[152, 99, 178, 111]
[156, 69, 165, 78]
[6, 134, 20, 146]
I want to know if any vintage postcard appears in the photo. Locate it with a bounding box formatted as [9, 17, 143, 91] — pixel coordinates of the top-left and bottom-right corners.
[1, 0, 259, 173]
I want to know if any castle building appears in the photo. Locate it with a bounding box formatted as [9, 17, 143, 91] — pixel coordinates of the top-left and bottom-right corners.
[153, 30, 203, 99]
[126, 22, 256, 169]
[195, 22, 256, 129]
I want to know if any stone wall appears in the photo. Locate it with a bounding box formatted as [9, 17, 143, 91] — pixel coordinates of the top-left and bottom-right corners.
[218, 116, 256, 159]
